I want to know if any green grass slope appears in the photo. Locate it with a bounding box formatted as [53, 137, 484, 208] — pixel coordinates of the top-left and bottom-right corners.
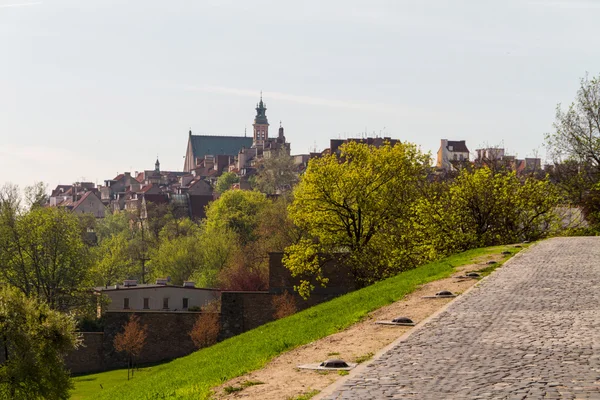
[72, 245, 521, 400]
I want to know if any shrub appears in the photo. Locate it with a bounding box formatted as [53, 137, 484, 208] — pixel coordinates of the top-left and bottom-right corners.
[272, 292, 297, 320]
[190, 313, 220, 349]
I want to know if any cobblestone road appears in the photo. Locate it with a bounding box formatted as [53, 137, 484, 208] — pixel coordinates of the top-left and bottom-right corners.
[321, 238, 600, 399]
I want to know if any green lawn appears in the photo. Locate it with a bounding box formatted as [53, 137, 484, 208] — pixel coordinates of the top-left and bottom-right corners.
[71, 244, 523, 400]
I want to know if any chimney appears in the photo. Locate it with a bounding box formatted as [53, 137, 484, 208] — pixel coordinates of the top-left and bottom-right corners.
[183, 281, 195, 288]
[156, 278, 168, 285]
[123, 279, 137, 287]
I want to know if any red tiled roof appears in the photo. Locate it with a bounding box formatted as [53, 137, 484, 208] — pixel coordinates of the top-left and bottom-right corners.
[114, 174, 125, 181]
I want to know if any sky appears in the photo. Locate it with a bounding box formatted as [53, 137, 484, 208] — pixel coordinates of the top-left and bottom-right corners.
[1, 0, 600, 190]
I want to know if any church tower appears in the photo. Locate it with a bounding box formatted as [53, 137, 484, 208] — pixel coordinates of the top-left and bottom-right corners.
[253, 93, 269, 147]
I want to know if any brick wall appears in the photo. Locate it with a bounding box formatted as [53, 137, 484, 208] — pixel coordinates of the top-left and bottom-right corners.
[101, 311, 201, 368]
[65, 311, 206, 374]
[64, 332, 105, 374]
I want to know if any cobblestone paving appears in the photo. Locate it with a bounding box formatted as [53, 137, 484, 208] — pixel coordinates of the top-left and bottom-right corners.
[323, 238, 600, 399]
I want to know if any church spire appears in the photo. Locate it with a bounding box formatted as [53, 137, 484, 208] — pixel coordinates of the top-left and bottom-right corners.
[253, 93, 269, 147]
[155, 157, 160, 173]
[254, 92, 268, 125]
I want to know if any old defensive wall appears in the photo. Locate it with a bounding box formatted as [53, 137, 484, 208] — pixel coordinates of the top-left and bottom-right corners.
[66, 252, 356, 374]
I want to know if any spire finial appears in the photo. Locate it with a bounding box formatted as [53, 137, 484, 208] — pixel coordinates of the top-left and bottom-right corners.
[260, 90, 263, 101]
[279, 120, 282, 128]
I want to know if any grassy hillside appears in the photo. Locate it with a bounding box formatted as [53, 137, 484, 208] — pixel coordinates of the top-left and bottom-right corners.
[71, 245, 521, 400]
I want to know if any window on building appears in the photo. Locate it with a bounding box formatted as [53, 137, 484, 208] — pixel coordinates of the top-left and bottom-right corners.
[143, 298, 149, 309]
[163, 297, 169, 309]
[124, 298, 130, 309]
[183, 298, 189, 309]
[453, 154, 458, 160]
[459, 154, 464, 161]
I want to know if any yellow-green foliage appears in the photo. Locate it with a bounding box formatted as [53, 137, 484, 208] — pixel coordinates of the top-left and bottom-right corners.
[285, 141, 431, 297]
[284, 142, 559, 298]
[415, 168, 559, 257]
[205, 190, 269, 245]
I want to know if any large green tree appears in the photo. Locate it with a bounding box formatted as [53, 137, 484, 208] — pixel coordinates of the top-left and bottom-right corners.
[205, 190, 269, 245]
[0, 203, 91, 310]
[0, 286, 80, 400]
[283, 141, 431, 297]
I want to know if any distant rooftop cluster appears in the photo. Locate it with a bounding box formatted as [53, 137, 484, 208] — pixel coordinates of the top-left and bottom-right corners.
[46, 97, 543, 222]
[437, 139, 541, 175]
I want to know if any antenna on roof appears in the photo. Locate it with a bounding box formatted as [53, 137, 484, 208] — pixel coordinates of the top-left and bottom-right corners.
[244, 126, 247, 137]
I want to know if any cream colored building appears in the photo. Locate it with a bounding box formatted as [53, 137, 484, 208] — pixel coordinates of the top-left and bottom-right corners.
[437, 139, 470, 171]
[96, 281, 220, 312]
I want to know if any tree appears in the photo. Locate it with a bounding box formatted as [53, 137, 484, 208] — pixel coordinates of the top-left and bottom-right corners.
[23, 182, 48, 209]
[150, 232, 204, 285]
[0, 286, 80, 400]
[127, 210, 154, 285]
[94, 210, 130, 243]
[415, 168, 560, 256]
[113, 314, 147, 380]
[254, 150, 299, 194]
[205, 190, 269, 245]
[0, 205, 91, 310]
[284, 141, 431, 297]
[190, 226, 238, 288]
[216, 245, 269, 291]
[255, 193, 303, 252]
[189, 313, 220, 349]
[546, 73, 600, 175]
[214, 172, 240, 194]
[91, 231, 137, 287]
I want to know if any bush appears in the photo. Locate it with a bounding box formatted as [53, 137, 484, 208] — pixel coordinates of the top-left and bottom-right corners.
[189, 313, 220, 349]
[272, 292, 297, 320]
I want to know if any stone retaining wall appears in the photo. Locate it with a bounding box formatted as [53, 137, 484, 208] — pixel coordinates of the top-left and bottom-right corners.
[65, 311, 204, 374]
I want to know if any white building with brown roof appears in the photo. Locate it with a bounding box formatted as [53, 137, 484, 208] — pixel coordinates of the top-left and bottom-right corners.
[437, 139, 470, 171]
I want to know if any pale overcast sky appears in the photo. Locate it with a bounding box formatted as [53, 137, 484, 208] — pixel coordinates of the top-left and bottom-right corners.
[1, 0, 599, 189]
